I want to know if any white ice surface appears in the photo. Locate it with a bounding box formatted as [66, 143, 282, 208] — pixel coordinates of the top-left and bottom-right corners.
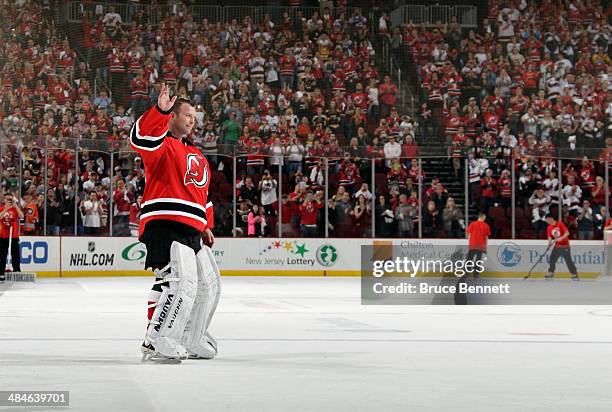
[1, 277, 612, 412]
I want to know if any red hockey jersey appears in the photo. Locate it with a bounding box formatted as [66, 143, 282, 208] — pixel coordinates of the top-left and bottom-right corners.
[129, 105, 214, 234]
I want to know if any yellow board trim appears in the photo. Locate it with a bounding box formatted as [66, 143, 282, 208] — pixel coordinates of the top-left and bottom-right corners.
[24, 271, 61, 278]
[58, 270, 150, 277]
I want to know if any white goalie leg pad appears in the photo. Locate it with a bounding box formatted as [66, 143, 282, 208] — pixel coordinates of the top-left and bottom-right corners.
[183, 245, 221, 359]
[146, 241, 198, 359]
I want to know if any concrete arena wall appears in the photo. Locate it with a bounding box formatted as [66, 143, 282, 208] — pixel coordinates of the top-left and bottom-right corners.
[12, 236, 607, 278]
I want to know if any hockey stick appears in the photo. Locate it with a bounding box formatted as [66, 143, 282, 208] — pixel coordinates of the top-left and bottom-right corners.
[7, 226, 12, 272]
[524, 241, 554, 279]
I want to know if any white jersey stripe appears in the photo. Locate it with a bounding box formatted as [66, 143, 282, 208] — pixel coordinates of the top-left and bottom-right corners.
[142, 198, 206, 211]
[140, 210, 207, 225]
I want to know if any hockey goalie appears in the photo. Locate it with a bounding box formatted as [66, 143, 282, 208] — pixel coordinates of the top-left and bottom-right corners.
[129, 83, 221, 362]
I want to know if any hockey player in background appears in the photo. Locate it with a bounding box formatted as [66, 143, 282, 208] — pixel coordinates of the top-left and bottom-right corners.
[466, 212, 491, 271]
[0, 193, 23, 282]
[545, 214, 578, 280]
[130, 83, 220, 362]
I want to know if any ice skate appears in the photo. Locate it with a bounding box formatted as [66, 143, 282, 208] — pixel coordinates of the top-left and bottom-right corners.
[140, 342, 182, 364]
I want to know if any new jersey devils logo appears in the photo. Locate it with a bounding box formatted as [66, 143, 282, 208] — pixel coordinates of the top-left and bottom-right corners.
[184, 153, 209, 188]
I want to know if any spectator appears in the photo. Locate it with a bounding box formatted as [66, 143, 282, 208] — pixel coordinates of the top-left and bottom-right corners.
[529, 188, 551, 238]
[430, 182, 450, 212]
[422, 200, 442, 238]
[286, 138, 305, 176]
[383, 135, 401, 167]
[333, 192, 353, 237]
[562, 175, 583, 215]
[46, 189, 61, 236]
[543, 170, 560, 207]
[480, 169, 497, 213]
[352, 194, 372, 238]
[103, 6, 123, 31]
[93, 89, 111, 112]
[401, 135, 419, 160]
[238, 177, 258, 206]
[129, 195, 143, 237]
[379, 76, 398, 118]
[442, 197, 464, 238]
[247, 205, 265, 238]
[21, 194, 39, 235]
[299, 193, 322, 238]
[354, 183, 373, 201]
[375, 195, 395, 238]
[222, 111, 240, 145]
[81, 192, 102, 235]
[577, 200, 595, 240]
[113, 179, 133, 236]
[395, 193, 416, 238]
[259, 170, 278, 217]
[591, 176, 607, 210]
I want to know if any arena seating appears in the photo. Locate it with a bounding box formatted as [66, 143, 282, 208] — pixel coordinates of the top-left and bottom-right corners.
[1, 0, 610, 240]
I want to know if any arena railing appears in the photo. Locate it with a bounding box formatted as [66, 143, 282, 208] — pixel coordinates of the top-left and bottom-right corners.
[66, 2, 360, 25]
[2, 136, 610, 240]
[389, 4, 478, 28]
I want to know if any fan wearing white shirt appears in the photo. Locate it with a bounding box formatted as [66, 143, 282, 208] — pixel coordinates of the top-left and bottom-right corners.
[354, 183, 373, 201]
[383, 135, 401, 168]
[81, 191, 103, 235]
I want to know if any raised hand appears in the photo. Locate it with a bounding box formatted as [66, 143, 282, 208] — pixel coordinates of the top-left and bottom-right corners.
[157, 83, 177, 112]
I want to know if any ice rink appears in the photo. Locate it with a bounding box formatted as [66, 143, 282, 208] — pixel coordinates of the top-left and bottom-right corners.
[1, 276, 612, 412]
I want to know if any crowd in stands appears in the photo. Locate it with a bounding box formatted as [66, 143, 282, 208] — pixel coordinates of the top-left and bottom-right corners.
[1, 0, 611, 240]
[392, 0, 612, 239]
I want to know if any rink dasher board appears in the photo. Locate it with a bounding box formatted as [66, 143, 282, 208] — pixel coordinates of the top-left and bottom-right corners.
[10, 236, 611, 277]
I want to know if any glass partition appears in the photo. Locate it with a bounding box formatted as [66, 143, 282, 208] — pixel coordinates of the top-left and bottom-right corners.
[211, 149, 235, 238]
[2, 135, 611, 240]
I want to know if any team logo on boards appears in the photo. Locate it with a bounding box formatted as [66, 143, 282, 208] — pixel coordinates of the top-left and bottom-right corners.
[497, 242, 521, 267]
[184, 153, 209, 188]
